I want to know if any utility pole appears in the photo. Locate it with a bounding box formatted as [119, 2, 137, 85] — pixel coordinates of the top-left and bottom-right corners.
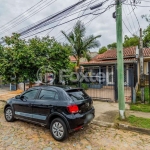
[116, 0, 125, 119]
[139, 28, 144, 103]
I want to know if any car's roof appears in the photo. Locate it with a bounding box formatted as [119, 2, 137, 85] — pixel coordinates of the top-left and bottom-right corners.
[30, 85, 82, 92]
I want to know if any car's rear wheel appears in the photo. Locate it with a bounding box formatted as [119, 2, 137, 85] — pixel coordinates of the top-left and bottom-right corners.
[50, 118, 68, 141]
[4, 107, 15, 122]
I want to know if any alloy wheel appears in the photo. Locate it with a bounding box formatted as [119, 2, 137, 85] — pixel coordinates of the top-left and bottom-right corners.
[52, 122, 64, 139]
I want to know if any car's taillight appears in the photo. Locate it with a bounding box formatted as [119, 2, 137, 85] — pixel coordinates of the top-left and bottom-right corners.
[67, 105, 79, 114]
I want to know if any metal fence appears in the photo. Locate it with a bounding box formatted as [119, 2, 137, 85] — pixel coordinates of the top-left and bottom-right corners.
[65, 64, 137, 103]
[144, 62, 150, 103]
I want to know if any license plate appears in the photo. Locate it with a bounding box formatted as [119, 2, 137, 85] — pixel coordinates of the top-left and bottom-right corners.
[86, 114, 94, 122]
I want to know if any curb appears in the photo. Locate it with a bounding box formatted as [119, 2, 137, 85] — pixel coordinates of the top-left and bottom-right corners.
[93, 99, 114, 103]
[117, 123, 150, 135]
[92, 120, 114, 127]
[92, 120, 150, 135]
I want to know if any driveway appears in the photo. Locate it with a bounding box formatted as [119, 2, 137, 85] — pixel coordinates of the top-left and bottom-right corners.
[0, 101, 150, 150]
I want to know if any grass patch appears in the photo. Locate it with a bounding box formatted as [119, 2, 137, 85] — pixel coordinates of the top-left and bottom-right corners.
[130, 104, 150, 112]
[128, 115, 150, 129]
[136, 86, 150, 103]
[144, 86, 150, 102]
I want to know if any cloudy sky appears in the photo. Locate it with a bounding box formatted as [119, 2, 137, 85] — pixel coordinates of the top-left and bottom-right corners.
[0, 0, 150, 51]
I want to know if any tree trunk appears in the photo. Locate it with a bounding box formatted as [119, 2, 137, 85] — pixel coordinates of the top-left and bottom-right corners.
[15, 76, 18, 91]
[29, 80, 32, 88]
[77, 58, 80, 67]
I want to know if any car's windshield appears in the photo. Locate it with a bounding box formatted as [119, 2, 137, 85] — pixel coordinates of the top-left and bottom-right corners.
[67, 90, 89, 101]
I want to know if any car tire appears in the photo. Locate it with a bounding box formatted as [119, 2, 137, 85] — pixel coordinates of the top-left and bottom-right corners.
[50, 118, 68, 141]
[4, 107, 15, 122]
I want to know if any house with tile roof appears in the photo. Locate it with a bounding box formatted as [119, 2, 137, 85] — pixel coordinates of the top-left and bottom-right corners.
[80, 46, 150, 88]
[69, 52, 98, 64]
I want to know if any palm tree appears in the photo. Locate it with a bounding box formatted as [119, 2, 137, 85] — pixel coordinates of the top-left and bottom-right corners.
[61, 21, 101, 67]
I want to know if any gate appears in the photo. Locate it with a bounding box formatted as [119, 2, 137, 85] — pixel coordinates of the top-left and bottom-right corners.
[83, 66, 115, 102]
[63, 65, 137, 103]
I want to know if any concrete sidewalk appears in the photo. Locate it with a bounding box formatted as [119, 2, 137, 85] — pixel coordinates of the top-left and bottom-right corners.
[93, 101, 130, 123]
[0, 89, 22, 100]
[94, 101, 150, 123]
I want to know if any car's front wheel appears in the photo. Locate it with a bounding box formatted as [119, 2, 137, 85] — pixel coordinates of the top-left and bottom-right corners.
[4, 107, 15, 122]
[50, 118, 68, 141]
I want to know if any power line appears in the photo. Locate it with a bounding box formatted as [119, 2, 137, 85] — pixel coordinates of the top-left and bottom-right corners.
[0, 0, 57, 36]
[130, 4, 141, 29]
[54, 0, 102, 40]
[45, 0, 80, 36]
[123, 6, 133, 33]
[123, 3, 150, 7]
[0, 0, 47, 30]
[140, 0, 150, 2]
[22, 4, 114, 39]
[22, 13, 91, 38]
[49, 2, 112, 42]
[126, 5, 137, 35]
[17, 0, 94, 33]
[8, 0, 98, 36]
[122, 20, 133, 35]
[20, 0, 87, 36]
[29, 0, 96, 37]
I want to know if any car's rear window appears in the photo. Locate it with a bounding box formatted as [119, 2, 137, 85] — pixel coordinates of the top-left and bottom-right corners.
[67, 90, 89, 101]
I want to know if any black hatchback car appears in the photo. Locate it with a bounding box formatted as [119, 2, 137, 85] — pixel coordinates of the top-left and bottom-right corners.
[4, 86, 95, 141]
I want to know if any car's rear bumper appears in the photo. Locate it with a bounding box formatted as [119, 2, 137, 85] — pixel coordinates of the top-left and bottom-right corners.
[66, 107, 95, 133]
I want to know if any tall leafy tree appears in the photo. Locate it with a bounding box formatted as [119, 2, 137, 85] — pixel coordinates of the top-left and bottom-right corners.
[0, 33, 28, 84]
[61, 21, 101, 66]
[143, 26, 150, 47]
[99, 46, 107, 54]
[0, 34, 71, 86]
[123, 35, 139, 48]
[107, 42, 117, 49]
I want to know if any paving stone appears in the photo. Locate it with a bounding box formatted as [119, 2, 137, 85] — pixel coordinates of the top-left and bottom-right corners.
[86, 145, 92, 150]
[43, 147, 52, 150]
[0, 101, 150, 150]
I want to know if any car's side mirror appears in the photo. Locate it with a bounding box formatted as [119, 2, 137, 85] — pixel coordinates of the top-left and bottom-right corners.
[20, 95, 27, 101]
[15, 95, 21, 99]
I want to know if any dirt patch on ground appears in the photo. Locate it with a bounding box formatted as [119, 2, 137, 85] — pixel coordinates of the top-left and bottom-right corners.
[0, 90, 22, 101]
[95, 110, 118, 123]
[0, 101, 5, 116]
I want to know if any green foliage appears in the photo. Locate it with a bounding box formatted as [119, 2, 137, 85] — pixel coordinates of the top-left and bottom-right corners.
[0, 34, 71, 84]
[143, 26, 150, 47]
[144, 86, 150, 103]
[128, 115, 150, 129]
[107, 42, 117, 49]
[130, 104, 150, 112]
[99, 46, 107, 54]
[136, 90, 141, 102]
[81, 83, 88, 90]
[107, 35, 139, 49]
[0, 33, 28, 83]
[62, 20, 101, 66]
[136, 86, 150, 103]
[123, 35, 139, 48]
[142, 14, 150, 24]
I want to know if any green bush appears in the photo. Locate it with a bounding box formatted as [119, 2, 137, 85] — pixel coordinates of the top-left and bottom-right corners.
[136, 90, 141, 102]
[81, 83, 88, 90]
[136, 86, 150, 103]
